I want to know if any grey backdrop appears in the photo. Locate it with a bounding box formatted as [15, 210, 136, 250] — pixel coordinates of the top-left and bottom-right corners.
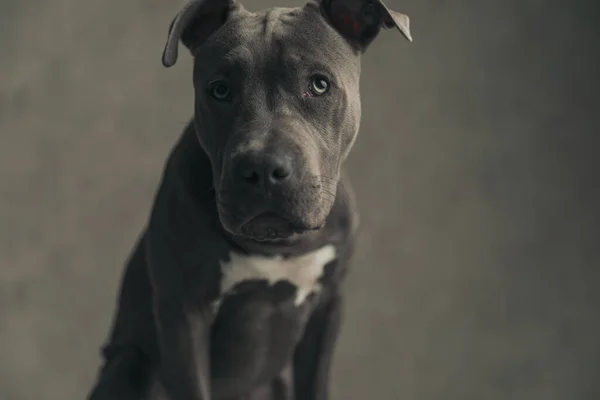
[1, 0, 599, 399]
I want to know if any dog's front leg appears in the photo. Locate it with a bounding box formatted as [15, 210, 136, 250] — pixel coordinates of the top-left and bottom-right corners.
[293, 294, 343, 400]
[154, 296, 212, 400]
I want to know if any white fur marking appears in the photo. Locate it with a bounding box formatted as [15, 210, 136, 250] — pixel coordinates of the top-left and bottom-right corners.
[214, 245, 337, 312]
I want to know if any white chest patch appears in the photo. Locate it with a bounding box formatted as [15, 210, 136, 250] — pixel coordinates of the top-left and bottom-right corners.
[213, 245, 337, 312]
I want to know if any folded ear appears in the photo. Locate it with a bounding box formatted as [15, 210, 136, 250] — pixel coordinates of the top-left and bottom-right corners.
[161, 0, 242, 68]
[318, 0, 412, 51]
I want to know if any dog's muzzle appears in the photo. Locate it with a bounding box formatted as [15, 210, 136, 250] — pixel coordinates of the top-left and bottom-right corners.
[217, 148, 327, 241]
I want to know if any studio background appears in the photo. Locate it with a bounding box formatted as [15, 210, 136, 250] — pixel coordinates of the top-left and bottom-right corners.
[1, 0, 599, 399]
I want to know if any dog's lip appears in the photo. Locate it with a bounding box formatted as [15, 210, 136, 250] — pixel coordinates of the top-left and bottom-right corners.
[239, 212, 308, 242]
[247, 212, 289, 226]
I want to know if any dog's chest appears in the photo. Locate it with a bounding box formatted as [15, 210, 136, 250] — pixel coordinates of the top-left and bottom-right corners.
[212, 245, 337, 313]
[208, 245, 337, 388]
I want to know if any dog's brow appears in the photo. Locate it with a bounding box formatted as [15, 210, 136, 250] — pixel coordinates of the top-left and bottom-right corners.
[213, 47, 253, 72]
[283, 51, 336, 77]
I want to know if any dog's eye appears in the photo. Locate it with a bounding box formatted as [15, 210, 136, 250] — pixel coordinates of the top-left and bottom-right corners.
[209, 81, 230, 101]
[309, 75, 330, 96]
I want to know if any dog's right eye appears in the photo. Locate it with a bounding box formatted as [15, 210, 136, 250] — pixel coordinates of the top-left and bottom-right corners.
[306, 74, 331, 97]
[209, 81, 230, 101]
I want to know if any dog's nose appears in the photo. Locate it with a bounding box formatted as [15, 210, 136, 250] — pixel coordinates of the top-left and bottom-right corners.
[234, 152, 292, 186]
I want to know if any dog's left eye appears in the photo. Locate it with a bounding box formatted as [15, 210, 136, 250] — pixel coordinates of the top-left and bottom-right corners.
[209, 81, 230, 101]
[309, 75, 330, 96]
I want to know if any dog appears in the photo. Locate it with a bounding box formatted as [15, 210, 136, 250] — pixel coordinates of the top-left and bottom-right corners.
[87, 0, 411, 399]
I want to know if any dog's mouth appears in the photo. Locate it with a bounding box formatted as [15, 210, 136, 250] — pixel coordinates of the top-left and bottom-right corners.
[238, 212, 312, 242]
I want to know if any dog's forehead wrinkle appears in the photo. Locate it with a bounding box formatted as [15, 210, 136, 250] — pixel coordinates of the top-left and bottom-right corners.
[203, 7, 358, 86]
[261, 7, 287, 38]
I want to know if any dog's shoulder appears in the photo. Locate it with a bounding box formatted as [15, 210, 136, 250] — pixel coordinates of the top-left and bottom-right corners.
[145, 121, 229, 296]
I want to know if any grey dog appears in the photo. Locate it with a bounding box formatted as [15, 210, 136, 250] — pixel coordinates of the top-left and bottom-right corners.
[87, 0, 411, 399]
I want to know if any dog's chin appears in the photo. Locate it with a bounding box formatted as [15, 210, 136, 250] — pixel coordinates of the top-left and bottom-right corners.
[219, 211, 321, 244]
[238, 212, 311, 242]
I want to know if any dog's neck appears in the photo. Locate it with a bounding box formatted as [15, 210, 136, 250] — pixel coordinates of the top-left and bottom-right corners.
[163, 120, 357, 259]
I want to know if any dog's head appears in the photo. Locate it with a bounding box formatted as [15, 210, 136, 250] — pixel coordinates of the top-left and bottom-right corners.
[162, 0, 411, 243]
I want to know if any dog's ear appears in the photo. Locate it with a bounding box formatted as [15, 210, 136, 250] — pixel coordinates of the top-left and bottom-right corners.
[316, 0, 412, 51]
[162, 0, 242, 68]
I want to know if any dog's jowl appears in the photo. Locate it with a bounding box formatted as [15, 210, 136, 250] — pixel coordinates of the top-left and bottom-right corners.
[87, 1, 411, 399]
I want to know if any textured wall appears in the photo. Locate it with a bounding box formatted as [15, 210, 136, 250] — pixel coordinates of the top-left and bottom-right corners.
[1, 0, 598, 399]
